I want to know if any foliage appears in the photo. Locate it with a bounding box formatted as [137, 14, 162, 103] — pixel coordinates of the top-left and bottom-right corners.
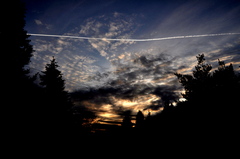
[174, 54, 213, 101]
[173, 54, 239, 134]
[174, 54, 239, 107]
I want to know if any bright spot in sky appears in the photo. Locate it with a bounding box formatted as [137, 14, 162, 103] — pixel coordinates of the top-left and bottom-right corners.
[179, 98, 187, 102]
[120, 100, 139, 107]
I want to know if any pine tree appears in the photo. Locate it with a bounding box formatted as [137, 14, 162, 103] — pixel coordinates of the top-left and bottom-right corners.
[40, 57, 66, 95]
[40, 57, 73, 128]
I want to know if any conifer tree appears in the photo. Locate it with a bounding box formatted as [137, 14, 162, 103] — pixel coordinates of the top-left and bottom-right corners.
[40, 57, 66, 95]
[40, 57, 73, 127]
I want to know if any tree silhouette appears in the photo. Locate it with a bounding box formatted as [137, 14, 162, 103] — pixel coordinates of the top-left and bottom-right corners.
[174, 54, 213, 102]
[40, 57, 73, 129]
[139, 54, 240, 144]
[174, 54, 239, 137]
[40, 57, 66, 94]
[1, 0, 33, 79]
[1, 0, 42, 136]
[175, 54, 239, 108]
[135, 110, 144, 129]
[121, 110, 133, 129]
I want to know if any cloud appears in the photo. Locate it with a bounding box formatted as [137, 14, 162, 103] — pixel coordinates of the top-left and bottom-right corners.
[32, 38, 70, 55]
[76, 39, 239, 117]
[74, 12, 141, 60]
[71, 52, 183, 118]
[33, 19, 52, 30]
[35, 19, 43, 25]
[29, 32, 240, 92]
[72, 79, 180, 120]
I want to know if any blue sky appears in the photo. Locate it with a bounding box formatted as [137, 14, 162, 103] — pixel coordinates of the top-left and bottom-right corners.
[22, 0, 240, 120]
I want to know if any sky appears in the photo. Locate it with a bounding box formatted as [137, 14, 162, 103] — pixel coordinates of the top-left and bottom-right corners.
[22, 0, 240, 122]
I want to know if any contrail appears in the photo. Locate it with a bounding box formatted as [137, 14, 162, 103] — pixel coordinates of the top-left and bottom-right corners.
[28, 33, 240, 42]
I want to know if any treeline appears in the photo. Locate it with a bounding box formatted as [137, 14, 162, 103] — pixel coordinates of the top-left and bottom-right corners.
[92, 54, 239, 142]
[132, 54, 240, 139]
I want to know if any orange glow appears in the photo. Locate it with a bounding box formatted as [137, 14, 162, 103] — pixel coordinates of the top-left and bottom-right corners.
[100, 112, 119, 118]
[96, 94, 162, 122]
[98, 104, 118, 119]
[81, 93, 174, 124]
[113, 94, 160, 110]
[119, 100, 139, 107]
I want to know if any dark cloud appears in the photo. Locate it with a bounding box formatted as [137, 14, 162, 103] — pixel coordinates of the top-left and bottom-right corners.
[178, 65, 187, 70]
[72, 66, 181, 114]
[72, 84, 180, 114]
[153, 85, 178, 101]
[113, 53, 175, 81]
[208, 42, 240, 62]
[74, 52, 181, 97]
[133, 53, 170, 67]
[87, 72, 111, 81]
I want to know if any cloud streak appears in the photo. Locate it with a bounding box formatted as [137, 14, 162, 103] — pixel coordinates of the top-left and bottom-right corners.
[28, 33, 240, 42]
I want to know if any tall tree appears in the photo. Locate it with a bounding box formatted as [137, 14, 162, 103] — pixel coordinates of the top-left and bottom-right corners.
[122, 110, 133, 129]
[40, 57, 73, 128]
[40, 57, 66, 95]
[135, 110, 144, 129]
[1, 0, 40, 133]
[174, 54, 213, 102]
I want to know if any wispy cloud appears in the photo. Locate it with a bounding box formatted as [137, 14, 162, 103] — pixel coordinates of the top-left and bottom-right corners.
[34, 19, 43, 25]
[33, 19, 52, 30]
